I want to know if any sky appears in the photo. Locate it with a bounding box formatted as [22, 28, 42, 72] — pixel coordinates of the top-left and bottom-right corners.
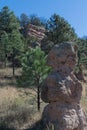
[0, 0, 87, 38]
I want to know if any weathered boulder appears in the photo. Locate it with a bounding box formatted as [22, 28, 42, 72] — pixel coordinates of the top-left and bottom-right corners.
[41, 42, 87, 130]
[42, 103, 87, 130]
[41, 71, 82, 104]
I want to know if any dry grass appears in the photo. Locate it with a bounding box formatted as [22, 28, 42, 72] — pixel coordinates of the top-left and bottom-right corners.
[0, 67, 43, 130]
[0, 67, 87, 130]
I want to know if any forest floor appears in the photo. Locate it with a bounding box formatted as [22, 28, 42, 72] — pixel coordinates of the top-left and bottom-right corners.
[0, 67, 87, 130]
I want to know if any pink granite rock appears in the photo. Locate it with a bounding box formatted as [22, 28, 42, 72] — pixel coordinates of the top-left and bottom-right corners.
[41, 42, 87, 130]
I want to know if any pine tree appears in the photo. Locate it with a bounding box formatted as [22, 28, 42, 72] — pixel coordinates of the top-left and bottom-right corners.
[74, 38, 87, 81]
[18, 47, 51, 111]
[46, 14, 77, 44]
[77, 38, 87, 68]
[0, 6, 19, 34]
[0, 6, 24, 75]
[0, 31, 9, 67]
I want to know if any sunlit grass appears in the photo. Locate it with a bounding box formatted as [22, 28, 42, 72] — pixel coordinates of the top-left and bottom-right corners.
[0, 67, 87, 129]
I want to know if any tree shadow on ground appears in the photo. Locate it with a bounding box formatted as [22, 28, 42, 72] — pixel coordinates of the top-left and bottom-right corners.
[0, 126, 16, 130]
[0, 76, 17, 88]
[23, 120, 44, 130]
[0, 120, 43, 130]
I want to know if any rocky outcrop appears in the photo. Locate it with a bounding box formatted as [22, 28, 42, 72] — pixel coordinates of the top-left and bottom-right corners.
[26, 24, 46, 42]
[41, 42, 87, 130]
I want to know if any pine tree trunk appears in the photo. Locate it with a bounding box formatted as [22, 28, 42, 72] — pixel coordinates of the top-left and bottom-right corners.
[4, 44, 7, 68]
[12, 48, 15, 76]
[37, 78, 40, 111]
[4, 54, 6, 68]
[37, 84, 40, 111]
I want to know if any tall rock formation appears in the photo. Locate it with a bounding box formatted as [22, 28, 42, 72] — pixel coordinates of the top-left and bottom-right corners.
[41, 42, 87, 130]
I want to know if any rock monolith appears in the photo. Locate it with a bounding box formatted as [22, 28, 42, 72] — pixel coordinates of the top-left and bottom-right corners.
[41, 42, 87, 130]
